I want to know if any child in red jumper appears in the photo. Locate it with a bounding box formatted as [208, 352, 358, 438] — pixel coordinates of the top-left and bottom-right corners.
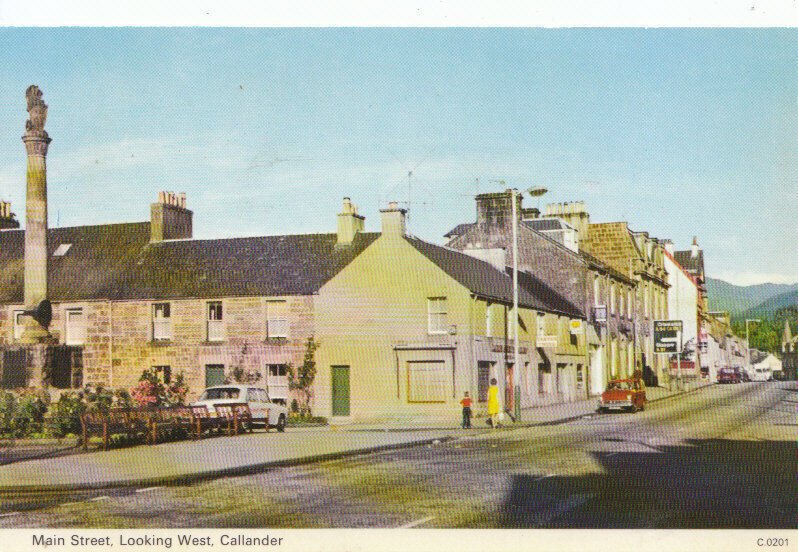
[460, 391, 473, 429]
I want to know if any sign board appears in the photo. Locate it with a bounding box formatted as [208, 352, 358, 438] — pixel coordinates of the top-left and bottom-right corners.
[569, 319, 584, 335]
[593, 305, 607, 324]
[537, 335, 558, 348]
[654, 320, 683, 354]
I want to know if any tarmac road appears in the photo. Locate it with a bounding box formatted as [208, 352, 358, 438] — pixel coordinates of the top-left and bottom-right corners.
[1, 381, 795, 528]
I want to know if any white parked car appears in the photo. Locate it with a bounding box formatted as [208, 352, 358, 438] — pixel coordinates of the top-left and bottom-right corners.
[192, 385, 288, 432]
[750, 367, 773, 382]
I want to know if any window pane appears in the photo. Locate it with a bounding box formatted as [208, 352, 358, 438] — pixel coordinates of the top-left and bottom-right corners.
[13, 311, 25, 340]
[427, 297, 447, 333]
[477, 361, 491, 402]
[65, 309, 85, 345]
[266, 301, 288, 338]
[208, 302, 222, 321]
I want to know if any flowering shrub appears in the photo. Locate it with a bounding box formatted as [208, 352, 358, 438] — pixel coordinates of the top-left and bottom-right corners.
[47, 392, 86, 438]
[0, 389, 49, 438]
[130, 369, 188, 408]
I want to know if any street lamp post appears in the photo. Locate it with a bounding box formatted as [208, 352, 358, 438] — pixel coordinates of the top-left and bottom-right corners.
[745, 319, 761, 368]
[508, 185, 548, 424]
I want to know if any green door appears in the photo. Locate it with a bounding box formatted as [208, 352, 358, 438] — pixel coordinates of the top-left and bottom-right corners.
[331, 365, 350, 416]
[205, 364, 225, 388]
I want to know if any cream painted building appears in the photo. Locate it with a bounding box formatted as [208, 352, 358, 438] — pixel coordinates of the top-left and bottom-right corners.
[315, 204, 588, 423]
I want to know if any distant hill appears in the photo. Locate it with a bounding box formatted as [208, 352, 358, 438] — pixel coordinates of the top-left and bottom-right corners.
[741, 289, 798, 319]
[705, 278, 798, 319]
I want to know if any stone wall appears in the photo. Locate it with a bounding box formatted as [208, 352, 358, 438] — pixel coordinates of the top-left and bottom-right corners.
[1, 296, 315, 402]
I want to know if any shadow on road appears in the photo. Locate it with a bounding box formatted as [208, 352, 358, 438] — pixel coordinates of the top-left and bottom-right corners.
[501, 438, 796, 528]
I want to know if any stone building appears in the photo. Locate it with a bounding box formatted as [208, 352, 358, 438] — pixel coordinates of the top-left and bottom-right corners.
[444, 193, 639, 397]
[0, 193, 378, 404]
[580, 221, 670, 386]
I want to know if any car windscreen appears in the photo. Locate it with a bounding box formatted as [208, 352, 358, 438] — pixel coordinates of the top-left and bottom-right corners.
[200, 388, 240, 400]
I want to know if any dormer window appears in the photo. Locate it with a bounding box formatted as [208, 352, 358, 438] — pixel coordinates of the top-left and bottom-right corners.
[53, 243, 72, 257]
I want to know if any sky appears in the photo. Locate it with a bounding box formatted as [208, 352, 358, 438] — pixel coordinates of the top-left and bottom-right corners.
[0, 28, 795, 286]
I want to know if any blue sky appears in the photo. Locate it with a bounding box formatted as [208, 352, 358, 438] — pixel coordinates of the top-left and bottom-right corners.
[0, 29, 795, 285]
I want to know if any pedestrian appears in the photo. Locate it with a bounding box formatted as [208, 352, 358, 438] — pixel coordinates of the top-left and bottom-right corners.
[487, 378, 500, 428]
[460, 391, 473, 429]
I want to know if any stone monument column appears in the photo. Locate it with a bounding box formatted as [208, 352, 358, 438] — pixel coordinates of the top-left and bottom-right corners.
[20, 85, 52, 345]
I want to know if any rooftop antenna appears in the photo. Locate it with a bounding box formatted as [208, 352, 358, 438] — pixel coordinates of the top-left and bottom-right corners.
[386, 146, 436, 231]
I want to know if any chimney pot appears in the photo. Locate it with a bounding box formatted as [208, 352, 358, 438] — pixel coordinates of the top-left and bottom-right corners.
[337, 196, 365, 246]
[380, 200, 407, 238]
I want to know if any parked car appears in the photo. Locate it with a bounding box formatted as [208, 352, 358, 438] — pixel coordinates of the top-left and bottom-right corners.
[597, 377, 646, 413]
[717, 367, 742, 384]
[192, 385, 288, 431]
[750, 367, 773, 382]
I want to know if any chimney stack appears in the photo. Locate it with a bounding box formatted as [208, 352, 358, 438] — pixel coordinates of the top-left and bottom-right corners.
[691, 236, 699, 259]
[0, 201, 19, 230]
[336, 197, 365, 246]
[662, 239, 675, 255]
[474, 189, 522, 229]
[151, 191, 193, 242]
[543, 201, 590, 246]
[380, 201, 407, 238]
[20, 85, 52, 343]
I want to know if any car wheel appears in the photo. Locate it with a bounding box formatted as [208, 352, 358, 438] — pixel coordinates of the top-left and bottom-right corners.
[276, 414, 286, 433]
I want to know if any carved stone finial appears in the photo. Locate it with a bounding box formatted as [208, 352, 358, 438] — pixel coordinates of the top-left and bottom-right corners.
[25, 85, 48, 134]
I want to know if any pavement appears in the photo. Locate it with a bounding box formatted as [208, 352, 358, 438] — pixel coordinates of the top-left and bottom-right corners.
[0, 382, 709, 494]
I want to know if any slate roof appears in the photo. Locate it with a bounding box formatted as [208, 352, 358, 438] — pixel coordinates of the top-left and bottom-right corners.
[0, 223, 152, 303]
[0, 223, 380, 303]
[674, 250, 705, 279]
[405, 237, 584, 318]
[522, 219, 568, 232]
[443, 223, 475, 238]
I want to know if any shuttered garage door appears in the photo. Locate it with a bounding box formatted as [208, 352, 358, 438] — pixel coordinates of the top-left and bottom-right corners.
[407, 361, 447, 403]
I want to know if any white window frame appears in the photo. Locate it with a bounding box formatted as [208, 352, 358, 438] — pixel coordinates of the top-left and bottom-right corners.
[593, 277, 600, 307]
[64, 307, 86, 346]
[627, 289, 633, 318]
[536, 312, 546, 337]
[265, 300, 289, 339]
[427, 297, 448, 335]
[485, 302, 493, 338]
[13, 310, 25, 341]
[610, 284, 616, 315]
[152, 302, 172, 341]
[206, 301, 224, 342]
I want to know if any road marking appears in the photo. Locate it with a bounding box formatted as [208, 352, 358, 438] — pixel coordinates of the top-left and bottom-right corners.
[61, 502, 83, 507]
[0, 512, 20, 518]
[399, 516, 435, 528]
[534, 473, 556, 481]
[535, 494, 594, 527]
[90, 496, 110, 501]
[136, 486, 163, 494]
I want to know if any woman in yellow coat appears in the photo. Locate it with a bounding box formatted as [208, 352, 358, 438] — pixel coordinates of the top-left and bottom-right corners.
[487, 378, 500, 428]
